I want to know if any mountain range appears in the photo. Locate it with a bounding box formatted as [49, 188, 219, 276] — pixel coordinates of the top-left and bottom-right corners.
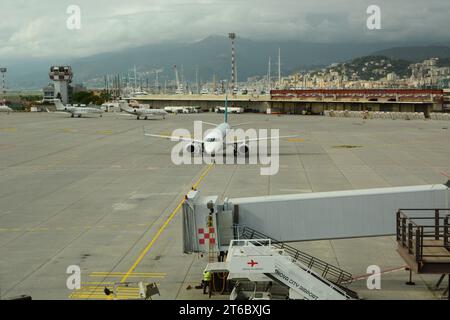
[4, 36, 450, 89]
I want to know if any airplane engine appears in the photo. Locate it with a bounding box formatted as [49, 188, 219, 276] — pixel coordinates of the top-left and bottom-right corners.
[185, 143, 200, 154]
[236, 143, 250, 156]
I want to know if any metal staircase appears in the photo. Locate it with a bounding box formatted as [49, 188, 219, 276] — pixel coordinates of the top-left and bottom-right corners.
[238, 226, 353, 286]
[210, 239, 356, 300]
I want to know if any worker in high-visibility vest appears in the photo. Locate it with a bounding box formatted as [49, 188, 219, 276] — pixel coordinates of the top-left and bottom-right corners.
[202, 270, 211, 294]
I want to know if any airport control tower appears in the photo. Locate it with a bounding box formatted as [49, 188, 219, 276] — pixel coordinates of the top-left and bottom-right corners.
[49, 66, 73, 104]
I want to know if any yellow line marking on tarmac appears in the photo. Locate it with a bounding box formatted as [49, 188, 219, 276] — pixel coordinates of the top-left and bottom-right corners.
[70, 295, 139, 300]
[96, 130, 114, 135]
[59, 128, 74, 133]
[119, 163, 215, 284]
[70, 281, 164, 300]
[91, 272, 166, 275]
[90, 275, 166, 278]
[72, 295, 139, 298]
[75, 287, 140, 291]
[90, 272, 166, 278]
[69, 280, 164, 300]
[71, 294, 139, 298]
[0, 127, 16, 132]
[69, 289, 141, 299]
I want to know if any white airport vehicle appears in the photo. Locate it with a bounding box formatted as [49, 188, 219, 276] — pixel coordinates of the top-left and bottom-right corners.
[101, 101, 121, 112]
[164, 106, 186, 114]
[48, 99, 103, 118]
[118, 101, 167, 120]
[164, 106, 199, 114]
[207, 239, 353, 300]
[145, 96, 296, 157]
[215, 106, 244, 114]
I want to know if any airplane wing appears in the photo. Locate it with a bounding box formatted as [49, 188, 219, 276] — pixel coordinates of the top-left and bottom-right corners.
[142, 109, 162, 113]
[225, 135, 299, 145]
[74, 110, 89, 114]
[231, 122, 254, 127]
[46, 108, 68, 114]
[115, 112, 134, 117]
[201, 121, 220, 127]
[144, 133, 204, 144]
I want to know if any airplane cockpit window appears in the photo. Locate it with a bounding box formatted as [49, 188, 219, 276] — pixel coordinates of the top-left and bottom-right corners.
[206, 138, 216, 142]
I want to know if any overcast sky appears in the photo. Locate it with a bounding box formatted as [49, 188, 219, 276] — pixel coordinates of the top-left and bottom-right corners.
[1, 0, 449, 59]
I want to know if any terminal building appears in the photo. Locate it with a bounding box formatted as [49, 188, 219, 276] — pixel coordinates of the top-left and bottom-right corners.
[269, 89, 445, 116]
[133, 88, 449, 117]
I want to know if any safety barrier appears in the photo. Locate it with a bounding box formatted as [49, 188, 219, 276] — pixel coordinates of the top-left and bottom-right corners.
[324, 110, 425, 120]
[430, 113, 450, 121]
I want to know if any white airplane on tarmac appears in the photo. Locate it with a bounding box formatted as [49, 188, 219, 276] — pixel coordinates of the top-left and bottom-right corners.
[0, 105, 13, 114]
[118, 101, 168, 120]
[48, 99, 103, 118]
[145, 95, 297, 157]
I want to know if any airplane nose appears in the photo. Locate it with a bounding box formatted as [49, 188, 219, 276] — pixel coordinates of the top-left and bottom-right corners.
[204, 144, 215, 155]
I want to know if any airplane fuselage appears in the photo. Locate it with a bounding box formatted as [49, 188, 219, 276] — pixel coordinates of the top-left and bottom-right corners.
[121, 105, 167, 120]
[61, 107, 103, 117]
[53, 100, 103, 117]
[203, 122, 231, 155]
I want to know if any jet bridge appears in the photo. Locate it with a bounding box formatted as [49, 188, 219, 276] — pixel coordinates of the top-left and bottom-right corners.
[182, 182, 450, 252]
[182, 182, 450, 299]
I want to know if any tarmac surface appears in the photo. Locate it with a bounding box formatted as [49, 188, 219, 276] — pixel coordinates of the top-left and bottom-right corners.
[0, 111, 449, 300]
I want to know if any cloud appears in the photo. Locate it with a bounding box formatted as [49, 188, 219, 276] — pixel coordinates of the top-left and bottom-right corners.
[0, 0, 449, 59]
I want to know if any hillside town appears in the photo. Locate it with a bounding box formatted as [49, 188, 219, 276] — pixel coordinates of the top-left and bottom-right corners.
[277, 57, 450, 90]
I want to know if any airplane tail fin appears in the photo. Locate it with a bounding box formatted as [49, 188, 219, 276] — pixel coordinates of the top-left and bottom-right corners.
[119, 101, 132, 112]
[224, 94, 228, 124]
[53, 99, 65, 110]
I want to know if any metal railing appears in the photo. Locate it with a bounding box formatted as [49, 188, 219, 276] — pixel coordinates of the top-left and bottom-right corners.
[396, 209, 450, 262]
[237, 225, 353, 285]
